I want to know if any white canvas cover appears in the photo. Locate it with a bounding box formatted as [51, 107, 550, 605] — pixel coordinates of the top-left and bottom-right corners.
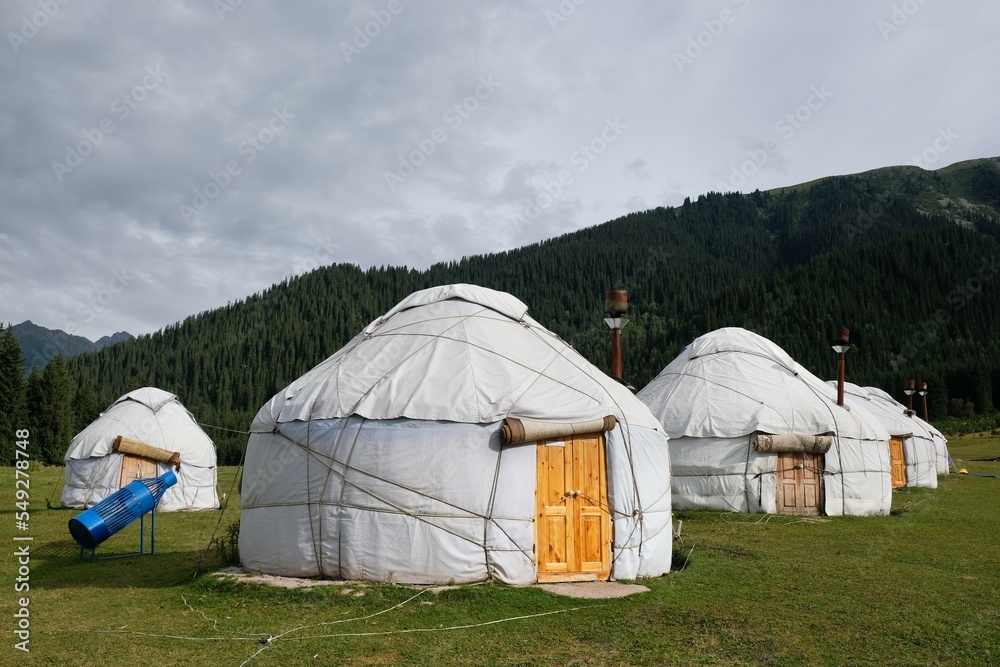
[863, 386, 951, 475]
[638, 327, 892, 516]
[836, 383, 937, 488]
[61, 387, 219, 511]
[240, 284, 672, 585]
[914, 415, 950, 474]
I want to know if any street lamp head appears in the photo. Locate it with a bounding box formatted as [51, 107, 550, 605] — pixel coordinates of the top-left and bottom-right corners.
[903, 378, 916, 396]
[919, 381, 928, 397]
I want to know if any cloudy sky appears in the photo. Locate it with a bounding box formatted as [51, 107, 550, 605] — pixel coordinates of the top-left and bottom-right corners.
[2, 1, 998, 340]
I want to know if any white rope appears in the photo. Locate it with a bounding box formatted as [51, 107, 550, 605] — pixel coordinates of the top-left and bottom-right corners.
[85, 587, 594, 667]
[181, 595, 219, 631]
[197, 422, 251, 435]
[284, 605, 594, 641]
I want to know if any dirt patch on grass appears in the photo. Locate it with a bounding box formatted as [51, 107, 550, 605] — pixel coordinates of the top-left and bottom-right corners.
[213, 566, 350, 589]
[213, 568, 649, 598]
[535, 581, 650, 599]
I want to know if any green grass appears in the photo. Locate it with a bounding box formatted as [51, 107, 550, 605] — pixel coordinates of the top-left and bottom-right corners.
[4, 448, 1000, 666]
[947, 433, 1000, 465]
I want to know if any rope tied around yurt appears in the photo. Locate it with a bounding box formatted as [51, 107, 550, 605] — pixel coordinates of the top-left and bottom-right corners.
[194, 422, 250, 579]
[264, 423, 538, 567]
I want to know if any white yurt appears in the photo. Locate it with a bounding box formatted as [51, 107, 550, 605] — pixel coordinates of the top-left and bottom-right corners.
[837, 384, 937, 488]
[62, 387, 219, 511]
[913, 414, 950, 475]
[239, 284, 672, 585]
[637, 327, 892, 516]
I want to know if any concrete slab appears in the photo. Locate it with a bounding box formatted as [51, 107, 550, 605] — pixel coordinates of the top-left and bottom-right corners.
[535, 581, 650, 599]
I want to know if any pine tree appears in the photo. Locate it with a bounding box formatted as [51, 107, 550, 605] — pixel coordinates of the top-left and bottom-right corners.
[72, 382, 100, 433]
[37, 355, 76, 465]
[0, 324, 26, 464]
[24, 368, 44, 462]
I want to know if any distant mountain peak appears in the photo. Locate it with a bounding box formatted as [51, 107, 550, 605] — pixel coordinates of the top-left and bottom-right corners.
[9, 321, 134, 371]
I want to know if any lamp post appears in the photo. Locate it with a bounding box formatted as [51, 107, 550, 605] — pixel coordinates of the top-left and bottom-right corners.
[903, 378, 916, 411]
[604, 290, 629, 380]
[831, 326, 851, 406]
[919, 381, 929, 421]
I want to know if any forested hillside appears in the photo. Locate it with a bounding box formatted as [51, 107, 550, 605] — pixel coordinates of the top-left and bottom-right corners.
[5, 157, 1000, 465]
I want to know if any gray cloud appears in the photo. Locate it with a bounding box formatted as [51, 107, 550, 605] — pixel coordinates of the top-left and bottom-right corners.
[2, 1, 999, 339]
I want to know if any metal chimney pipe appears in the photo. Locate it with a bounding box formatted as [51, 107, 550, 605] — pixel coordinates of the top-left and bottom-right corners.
[919, 381, 929, 421]
[903, 378, 916, 411]
[604, 290, 628, 380]
[610, 328, 623, 379]
[832, 327, 851, 406]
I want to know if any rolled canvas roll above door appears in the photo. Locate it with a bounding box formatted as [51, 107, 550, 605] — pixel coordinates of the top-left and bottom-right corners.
[752, 432, 833, 454]
[500, 415, 618, 445]
[112, 435, 181, 469]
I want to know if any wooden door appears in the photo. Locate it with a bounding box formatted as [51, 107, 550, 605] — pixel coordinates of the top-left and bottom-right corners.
[889, 437, 908, 488]
[119, 453, 157, 489]
[536, 433, 611, 582]
[775, 451, 824, 516]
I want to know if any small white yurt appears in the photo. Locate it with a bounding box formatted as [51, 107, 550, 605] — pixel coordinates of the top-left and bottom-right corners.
[913, 414, 950, 475]
[62, 387, 219, 511]
[637, 327, 892, 516]
[239, 284, 672, 585]
[837, 384, 937, 488]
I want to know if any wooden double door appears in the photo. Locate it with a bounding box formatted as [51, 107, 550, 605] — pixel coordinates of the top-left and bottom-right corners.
[775, 451, 824, 516]
[889, 437, 908, 488]
[535, 434, 612, 582]
[119, 453, 158, 488]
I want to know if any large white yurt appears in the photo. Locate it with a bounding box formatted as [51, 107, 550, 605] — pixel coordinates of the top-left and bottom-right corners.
[62, 387, 219, 511]
[637, 327, 892, 516]
[836, 383, 937, 489]
[239, 284, 672, 585]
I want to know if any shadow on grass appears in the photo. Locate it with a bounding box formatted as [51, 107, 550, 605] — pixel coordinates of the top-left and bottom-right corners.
[30, 537, 221, 589]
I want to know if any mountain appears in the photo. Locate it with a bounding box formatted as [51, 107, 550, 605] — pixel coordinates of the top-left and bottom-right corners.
[93, 331, 134, 348]
[10, 321, 134, 372]
[62, 157, 1000, 464]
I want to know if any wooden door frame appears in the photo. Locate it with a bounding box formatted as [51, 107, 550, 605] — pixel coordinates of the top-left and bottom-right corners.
[775, 450, 824, 516]
[118, 453, 158, 489]
[889, 437, 908, 488]
[535, 433, 612, 583]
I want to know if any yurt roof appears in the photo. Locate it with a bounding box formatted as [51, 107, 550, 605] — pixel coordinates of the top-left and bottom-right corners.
[637, 327, 889, 441]
[861, 385, 937, 439]
[64, 387, 216, 467]
[836, 382, 930, 438]
[252, 283, 661, 431]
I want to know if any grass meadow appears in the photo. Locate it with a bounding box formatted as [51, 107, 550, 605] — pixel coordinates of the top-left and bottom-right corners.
[2, 438, 999, 666]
